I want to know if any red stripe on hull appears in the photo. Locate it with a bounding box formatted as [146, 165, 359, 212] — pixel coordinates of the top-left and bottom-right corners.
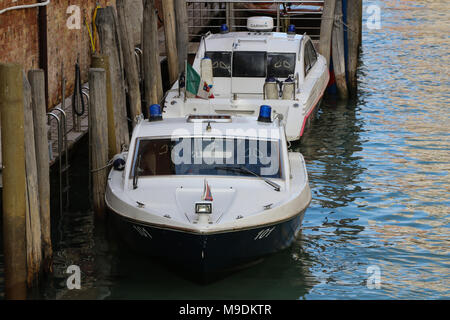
[299, 74, 329, 138]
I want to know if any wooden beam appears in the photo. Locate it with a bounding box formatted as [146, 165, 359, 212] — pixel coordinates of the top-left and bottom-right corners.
[28, 69, 52, 274]
[96, 6, 130, 154]
[38, 0, 49, 108]
[89, 68, 109, 218]
[331, 0, 349, 100]
[175, 0, 189, 73]
[319, 0, 337, 67]
[23, 74, 43, 287]
[143, 0, 163, 108]
[347, 0, 362, 94]
[0, 63, 27, 299]
[91, 55, 118, 159]
[161, 0, 179, 85]
[116, 0, 142, 127]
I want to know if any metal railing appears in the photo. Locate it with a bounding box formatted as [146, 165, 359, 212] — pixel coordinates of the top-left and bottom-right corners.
[186, 1, 324, 40]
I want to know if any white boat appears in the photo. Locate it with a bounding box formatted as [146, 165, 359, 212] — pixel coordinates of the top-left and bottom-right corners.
[105, 106, 312, 275]
[163, 16, 329, 141]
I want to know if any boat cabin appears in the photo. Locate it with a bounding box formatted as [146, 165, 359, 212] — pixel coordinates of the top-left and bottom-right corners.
[191, 30, 319, 99]
[163, 17, 330, 141]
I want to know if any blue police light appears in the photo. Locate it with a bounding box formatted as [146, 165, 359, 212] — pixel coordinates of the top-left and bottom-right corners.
[258, 105, 272, 123]
[287, 24, 296, 34]
[149, 104, 162, 121]
[220, 24, 229, 34]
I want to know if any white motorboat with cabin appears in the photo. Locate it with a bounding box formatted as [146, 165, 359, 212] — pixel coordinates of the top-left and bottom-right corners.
[105, 105, 312, 275]
[163, 16, 329, 141]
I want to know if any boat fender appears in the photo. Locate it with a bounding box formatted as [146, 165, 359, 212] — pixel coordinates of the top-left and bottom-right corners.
[200, 58, 214, 99]
[282, 76, 295, 100]
[112, 154, 126, 171]
[264, 77, 279, 100]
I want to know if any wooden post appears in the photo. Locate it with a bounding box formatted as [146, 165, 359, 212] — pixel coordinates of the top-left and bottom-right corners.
[230, 3, 235, 32]
[347, 0, 362, 94]
[23, 74, 43, 287]
[175, 0, 189, 73]
[358, 0, 363, 47]
[0, 63, 27, 299]
[143, 0, 163, 108]
[89, 68, 109, 218]
[28, 70, 52, 274]
[96, 6, 129, 154]
[331, 0, 349, 100]
[319, 0, 337, 67]
[91, 55, 118, 159]
[116, 0, 142, 127]
[162, 0, 179, 85]
[154, 5, 163, 102]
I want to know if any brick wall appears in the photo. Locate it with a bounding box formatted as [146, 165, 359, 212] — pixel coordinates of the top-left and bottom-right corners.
[0, 0, 117, 109]
[46, 0, 116, 108]
[1, 0, 207, 110]
[0, 0, 40, 71]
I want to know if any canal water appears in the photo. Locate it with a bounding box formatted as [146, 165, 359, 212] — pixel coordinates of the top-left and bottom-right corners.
[0, 0, 448, 299]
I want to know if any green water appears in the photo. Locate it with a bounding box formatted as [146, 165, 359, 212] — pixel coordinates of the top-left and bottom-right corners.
[0, 0, 449, 299]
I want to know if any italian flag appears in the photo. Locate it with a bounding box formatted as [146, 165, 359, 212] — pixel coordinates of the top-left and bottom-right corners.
[186, 63, 213, 99]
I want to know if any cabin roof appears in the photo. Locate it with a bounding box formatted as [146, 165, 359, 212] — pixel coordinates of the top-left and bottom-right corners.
[204, 32, 303, 53]
[133, 116, 282, 140]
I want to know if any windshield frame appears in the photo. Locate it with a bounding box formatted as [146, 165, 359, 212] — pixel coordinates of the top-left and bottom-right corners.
[129, 135, 283, 180]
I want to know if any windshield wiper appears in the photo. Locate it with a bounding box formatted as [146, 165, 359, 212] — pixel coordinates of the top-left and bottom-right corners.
[215, 166, 281, 192]
[133, 154, 142, 190]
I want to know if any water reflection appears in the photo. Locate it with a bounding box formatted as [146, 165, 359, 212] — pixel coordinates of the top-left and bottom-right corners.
[1, 0, 449, 300]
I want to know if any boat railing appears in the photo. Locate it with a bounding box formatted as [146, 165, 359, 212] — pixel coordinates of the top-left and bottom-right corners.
[186, 0, 324, 41]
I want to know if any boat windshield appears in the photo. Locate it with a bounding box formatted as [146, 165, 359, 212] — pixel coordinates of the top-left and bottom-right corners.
[130, 137, 281, 178]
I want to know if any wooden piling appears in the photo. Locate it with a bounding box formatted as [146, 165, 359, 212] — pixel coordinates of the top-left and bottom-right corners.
[229, 3, 235, 32]
[143, 0, 163, 107]
[96, 6, 129, 153]
[91, 55, 118, 159]
[28, 70, 52, 274]
[116, 0, 142, 127]
[154, 5, 164, 102]
[175, 0, 189, 73]
[319, 0, 337, 66]
[347, 0, 362, 94]
[23, 74, 43, 287]
[331, 0, 349, 100]
[161, 0, 179, 85]
[89, 68, 109, 218]
[0, 63, 27, 299]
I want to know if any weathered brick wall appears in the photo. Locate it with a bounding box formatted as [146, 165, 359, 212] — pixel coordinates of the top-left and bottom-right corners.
[46, 0, 116, 108]
[1, 0, 210, 110]
[0, 0, 40, 70]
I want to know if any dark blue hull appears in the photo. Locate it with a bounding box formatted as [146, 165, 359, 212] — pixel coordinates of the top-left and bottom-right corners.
[108, 208, 306, 275]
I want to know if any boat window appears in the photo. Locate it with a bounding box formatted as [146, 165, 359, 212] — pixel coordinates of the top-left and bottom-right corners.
[130, 137, 281, 178]
[267, 53, 296, 78]
[232, 51, 267, 78]
[204, 51, 232, 77]
[304, 40, 318, 76]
